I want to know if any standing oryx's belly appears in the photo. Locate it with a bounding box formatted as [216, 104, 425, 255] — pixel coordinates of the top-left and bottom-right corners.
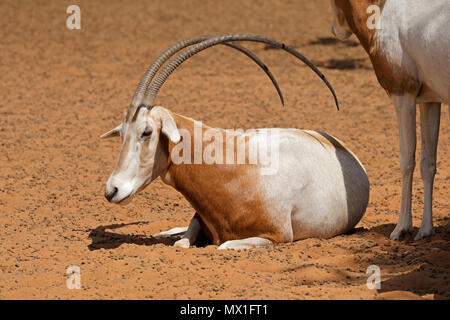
[374, 0, 450, 103]
[404, 1, 449, 104]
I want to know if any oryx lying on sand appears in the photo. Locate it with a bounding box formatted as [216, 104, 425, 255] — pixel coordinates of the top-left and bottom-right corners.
[101, 34, 370, 250]
[330, 0, 449, 240]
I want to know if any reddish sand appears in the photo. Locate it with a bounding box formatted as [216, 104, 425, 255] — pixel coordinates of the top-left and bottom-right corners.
[0, 0, 448, 299]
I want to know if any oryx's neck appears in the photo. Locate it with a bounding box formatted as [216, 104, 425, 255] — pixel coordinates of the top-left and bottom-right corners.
[160, 112, 221, 191]
[335, 0, 385, 54]
[337, 0, 421, 96]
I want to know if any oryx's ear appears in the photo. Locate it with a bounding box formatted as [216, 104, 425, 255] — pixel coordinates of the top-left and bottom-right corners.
[152, 107, 181, 144]
[100, 123, 122, 139]
[161, 115, 181, 144]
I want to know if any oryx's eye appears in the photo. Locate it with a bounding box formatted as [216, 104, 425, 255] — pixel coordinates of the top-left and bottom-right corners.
[141, 128, 152, 139]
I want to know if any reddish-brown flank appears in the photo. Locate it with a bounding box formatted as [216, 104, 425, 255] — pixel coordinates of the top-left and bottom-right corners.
[165, 113, 285, 244]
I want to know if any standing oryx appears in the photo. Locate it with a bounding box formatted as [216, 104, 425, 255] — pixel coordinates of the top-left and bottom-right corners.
[330, 0, 449, 240]
[101, 34, 370, 250]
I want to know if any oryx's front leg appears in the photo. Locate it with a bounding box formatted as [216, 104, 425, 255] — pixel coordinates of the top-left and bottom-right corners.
[217, 237, 273, 250]
[415, 102, 441, 240]
[390, 95, 417, 240]
[173, 213, 202, 248]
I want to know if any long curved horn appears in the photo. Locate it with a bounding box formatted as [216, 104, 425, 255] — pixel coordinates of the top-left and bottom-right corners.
[131, 36, 284, 107]
[222, 43, 284, 106]
[142, 34, 339, 111]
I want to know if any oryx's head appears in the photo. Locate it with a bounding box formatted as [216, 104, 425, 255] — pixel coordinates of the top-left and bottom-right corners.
[101, 106, 180, 203]
[101, 34, 339, 204]
[330, 0, 352, 40]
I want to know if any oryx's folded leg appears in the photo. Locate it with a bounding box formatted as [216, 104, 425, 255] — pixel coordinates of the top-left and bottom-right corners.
[415, 102, 441, 240]
[173, 213, 202, 248]
[217, 237, 273, 250]
[390, 95, 417, 240]
[153, 226, 188, 238]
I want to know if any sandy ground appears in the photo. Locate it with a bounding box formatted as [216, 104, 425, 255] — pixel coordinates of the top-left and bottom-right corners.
[0, 0, 449, 300]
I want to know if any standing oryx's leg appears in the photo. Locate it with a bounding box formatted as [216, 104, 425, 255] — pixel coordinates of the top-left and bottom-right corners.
[415, 102, 441, 240]
[173, 213, 202, 248]
[217, 237, 272, 250]
[390, 95, 417, 240]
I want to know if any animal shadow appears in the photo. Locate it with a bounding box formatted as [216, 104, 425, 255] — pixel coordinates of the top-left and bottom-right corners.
[263, 37, 359, 51]
[313, 58, 371, 70]
[308, 36, 359, 47]
[354, 222, 450, 299]
[88, 221, 212, 250]
[87, 221, 179, 251]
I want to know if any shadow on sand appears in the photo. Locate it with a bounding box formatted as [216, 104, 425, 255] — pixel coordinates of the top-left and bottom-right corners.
[308, 36, 360, 47]
[350, 222, 450, 299]
[87, 221, 179, 251]
[87, 221, 212, 250]
[313, 58, 372, 70]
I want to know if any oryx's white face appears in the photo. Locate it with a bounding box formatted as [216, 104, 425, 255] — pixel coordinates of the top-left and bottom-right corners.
[101, 106, 180, 204]
[330, 0, 352, 40]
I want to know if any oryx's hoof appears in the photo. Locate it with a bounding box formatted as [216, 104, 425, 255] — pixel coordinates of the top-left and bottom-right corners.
[174, 238, 190, 248]
[414, 226, 435, 241]
[389, 224, 413, 240]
